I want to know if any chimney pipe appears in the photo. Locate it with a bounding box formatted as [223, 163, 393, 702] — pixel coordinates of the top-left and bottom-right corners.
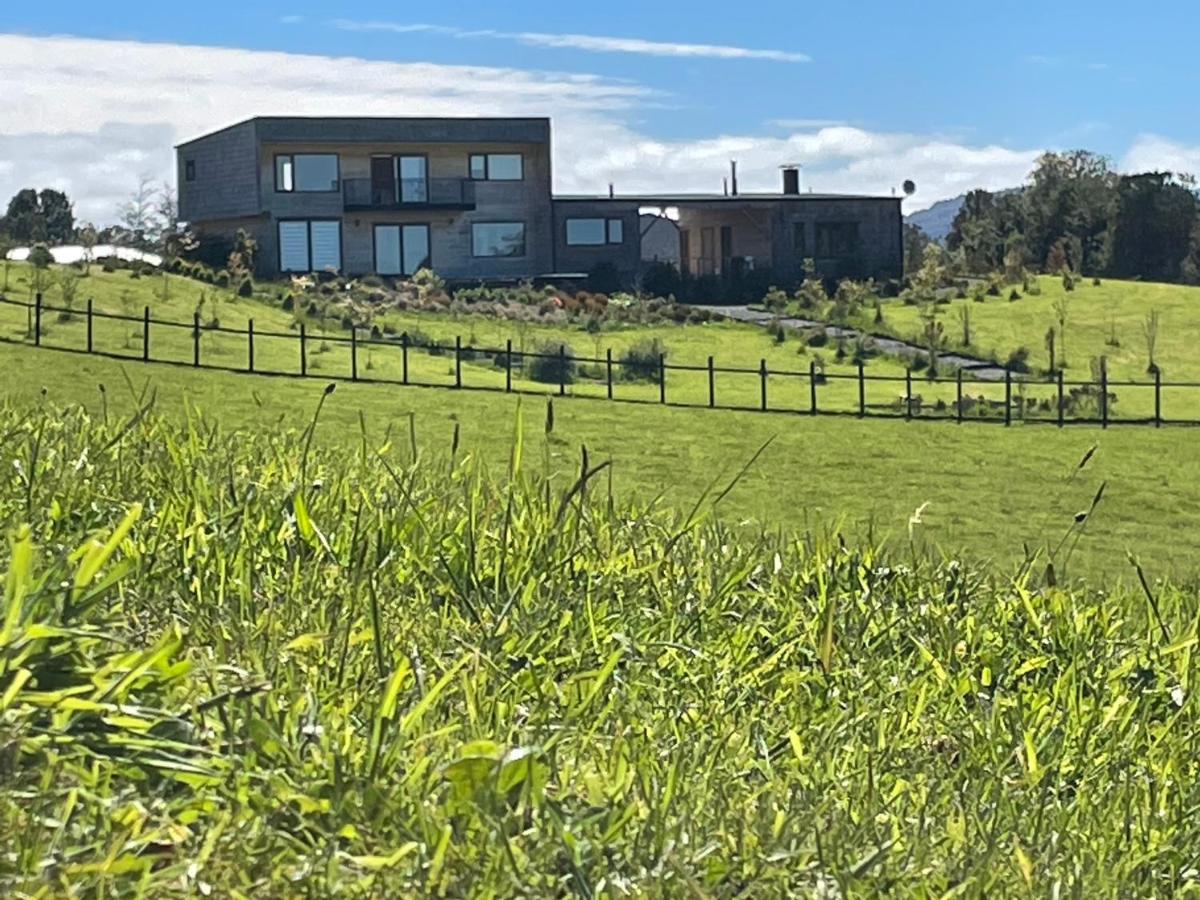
[723, 177, 729, 196]
[608, 183, 614, 198]
[730, 160, 738, 196]
[781, 165, 801, 195]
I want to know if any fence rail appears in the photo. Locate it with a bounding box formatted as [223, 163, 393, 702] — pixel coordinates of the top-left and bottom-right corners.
[4, 292, 1196, 428]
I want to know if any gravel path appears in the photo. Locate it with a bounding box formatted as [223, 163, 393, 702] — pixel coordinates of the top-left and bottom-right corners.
[697, 305, 1010, 381]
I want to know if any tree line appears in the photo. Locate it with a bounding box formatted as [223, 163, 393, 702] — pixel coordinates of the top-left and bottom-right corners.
[941, 151, 1200, 284]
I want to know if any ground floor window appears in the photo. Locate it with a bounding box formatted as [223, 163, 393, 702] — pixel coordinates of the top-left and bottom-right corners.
[565, 217, 624, 246]
[278, 220, 342, 273]
[472, 222, 526, 257]
[374, 224, 431, 276]
[815, 222, 859, 258]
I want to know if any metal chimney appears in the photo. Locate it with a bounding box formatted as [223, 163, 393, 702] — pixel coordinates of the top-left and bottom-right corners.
[781, 165, 801, 195]
[730, 160, 739, 196]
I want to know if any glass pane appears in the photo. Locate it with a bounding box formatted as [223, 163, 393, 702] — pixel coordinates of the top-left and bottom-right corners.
[470, 155, 487, 180]
[276, 156, 294, 192]
[398, 157, 427, 203]
[486, 154, 522, 180]
[374, 226, 401, 275]
[278, 221, 309, 271]
[401, 225, 431, 275]
[310, 221, 341, 271]
[567, 219, 606, 246]
[472, 223, 525, 257]
[607, 219, 624, 244]
[293, 154, 339, 192]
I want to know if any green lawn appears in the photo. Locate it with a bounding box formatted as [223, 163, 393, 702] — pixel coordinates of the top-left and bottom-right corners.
[5, 338, 1200, 584]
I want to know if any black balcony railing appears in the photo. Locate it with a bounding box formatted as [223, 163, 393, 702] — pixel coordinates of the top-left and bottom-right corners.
[343, 177, 476, 210]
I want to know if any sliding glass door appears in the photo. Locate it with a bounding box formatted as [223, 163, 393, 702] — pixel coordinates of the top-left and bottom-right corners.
[397, 156, 428, 204]
[374, 224, 431, 276]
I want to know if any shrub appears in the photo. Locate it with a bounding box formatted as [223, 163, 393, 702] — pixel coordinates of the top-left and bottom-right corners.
[281, 294, 295, 311]
[805, 327, 829, 348]
[27, 244, 54, 269]
[1005, 346, 1032, 373]
[618, 339, 665, 382]
[588, 262, 622, 295]
[236, 277, 254, 298]
[215, 269, 231, 288]
[641, 261, 681, 299]
[1009, 289, 1021, 302]
[527, 341, 577, 385]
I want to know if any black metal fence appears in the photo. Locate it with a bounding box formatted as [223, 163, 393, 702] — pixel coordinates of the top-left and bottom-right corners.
[3, 293, 1196, 428]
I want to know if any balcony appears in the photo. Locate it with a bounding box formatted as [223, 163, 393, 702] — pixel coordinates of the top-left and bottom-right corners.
[342, 177, 476, 211]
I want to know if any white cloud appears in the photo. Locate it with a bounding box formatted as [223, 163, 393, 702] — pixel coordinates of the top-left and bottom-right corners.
[768, 118, 848, 130]
[1122, 134, 1200, 178]
[0, 32, 1045, 225]
[331, 20, 811, 63]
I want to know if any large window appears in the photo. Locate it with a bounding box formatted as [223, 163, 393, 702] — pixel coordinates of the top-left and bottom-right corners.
[278, 220, 342, 272]
[566, 218, 624, 246]
[275, 154, 340, 193]
[374, 224, 431, 276]
[815, 222, 859, 258]
[469, 153, 523, 181]
[472, 222, 526, 257]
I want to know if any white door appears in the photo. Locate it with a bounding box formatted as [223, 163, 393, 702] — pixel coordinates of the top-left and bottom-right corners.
[278, 221, 310, 272]
[374, 226, 402, 275]
[310, 221, 341, 272]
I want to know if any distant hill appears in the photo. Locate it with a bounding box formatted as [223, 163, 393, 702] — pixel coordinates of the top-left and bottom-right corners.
[905, 196, 964, 243]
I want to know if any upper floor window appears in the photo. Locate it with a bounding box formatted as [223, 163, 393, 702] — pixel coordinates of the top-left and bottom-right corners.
[469, 153, 523, 181]
[184, 160, 196, 182]
[472, 222, 526, 257]
[815, 222, 859, 257]
[275, 154, 340, 193]
[566, 218, 624, 246]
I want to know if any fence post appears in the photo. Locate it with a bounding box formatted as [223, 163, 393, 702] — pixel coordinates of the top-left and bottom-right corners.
[558, 344, 567, 397]
[34, 293, 42, 346]
[351, 328, 358, 381]
[759, 358, 768, 412]
[142, 306, 150, 362]
[955, 368, 963, 423]
[1004, 369, 1012, 427]
[507, 339, 514, 393]
[455, 336, 463, 389]
[605, 347, 613, 400]
[707, 356, 715, 408]
[810, 360, 818, 416]
[248, 318, 255, 373]
[1155, 367, 1162, 428]
[401, 333, 409, 385]
[299, 323, 306, 376]
[193, 312, 201, 367]
[1100, 359, 1108, 429]
[86, 298, 94, 354]
[905, 368, 912, 420]
[659, 353, 666, 404]
[1057, 369, 1065, 428]
[858, 362, 866, 418]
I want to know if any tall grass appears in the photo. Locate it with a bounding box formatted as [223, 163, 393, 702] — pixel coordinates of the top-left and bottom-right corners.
[1, 394, 1198, 895]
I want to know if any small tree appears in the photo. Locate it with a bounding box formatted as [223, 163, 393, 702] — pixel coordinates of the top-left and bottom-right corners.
[0, 235, 12, 293]
[1045, 326, 1057, 373]
[118, 176, 160, 249]
[56, 268, 81, 320]
[1143, 309, 1160, 375]
[957, 305, 972, 347]
[226, 229, 257, 286]
[1052, 294, 1070, 369]
[27, 243, 53, 298]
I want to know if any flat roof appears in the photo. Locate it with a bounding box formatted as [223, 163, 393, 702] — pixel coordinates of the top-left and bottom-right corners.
[552, 192, 899, 203]
[178, 116, 552, 148]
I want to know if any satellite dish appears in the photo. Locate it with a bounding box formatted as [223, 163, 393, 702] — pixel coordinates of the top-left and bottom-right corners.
[902, 179, 917, 197]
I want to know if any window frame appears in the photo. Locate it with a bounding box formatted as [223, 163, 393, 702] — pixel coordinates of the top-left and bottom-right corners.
[565, 217, 626, 247]
[471, 221, 527, 258]
[372, 223, 433, 276]
[468, 153, 524, 182]
[277, 218, 343, 273]
[184, 160, 196, 183]
[274, 153, 342, 194]
[815, 221, 860, 258]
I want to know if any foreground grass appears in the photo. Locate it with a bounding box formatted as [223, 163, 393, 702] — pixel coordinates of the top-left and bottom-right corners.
[4, 341, 1200, 584]
[2, 398, 1200, 895]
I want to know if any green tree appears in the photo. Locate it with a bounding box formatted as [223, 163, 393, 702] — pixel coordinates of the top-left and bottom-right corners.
[1107, 173, 1196, 282]
[902, 223, 930, 276]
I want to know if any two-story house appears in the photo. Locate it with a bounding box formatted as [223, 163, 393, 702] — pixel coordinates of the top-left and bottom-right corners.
[177, 116, 903, 285]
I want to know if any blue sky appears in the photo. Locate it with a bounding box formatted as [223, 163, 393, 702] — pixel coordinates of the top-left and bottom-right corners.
[3, 1, 1200, 223]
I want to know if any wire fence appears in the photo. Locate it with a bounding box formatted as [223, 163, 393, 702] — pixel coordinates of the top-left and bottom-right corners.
[2, 293, 1195, 428]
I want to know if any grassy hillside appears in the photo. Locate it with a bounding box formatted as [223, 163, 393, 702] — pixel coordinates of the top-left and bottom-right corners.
[4, 340, 1199, 583]
[876, 275, 1200, 384]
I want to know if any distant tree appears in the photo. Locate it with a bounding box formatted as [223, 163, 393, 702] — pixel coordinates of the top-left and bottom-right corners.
[1052, 294, 1071, 369]
[118, 175, 160, 249]
[1024, 150, 1116, 275]
[902, 223, 931, 276]
[947, 190, 1004, 273]
[39, 190, 74, 244]
[1107, 172, 1196, 283]
[77, 223, 98, 270]
[2, 188, 74, 244]
[0, 234, 13, 293]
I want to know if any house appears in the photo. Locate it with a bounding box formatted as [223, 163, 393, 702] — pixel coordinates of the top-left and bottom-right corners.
[177, 117, 902, 286]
